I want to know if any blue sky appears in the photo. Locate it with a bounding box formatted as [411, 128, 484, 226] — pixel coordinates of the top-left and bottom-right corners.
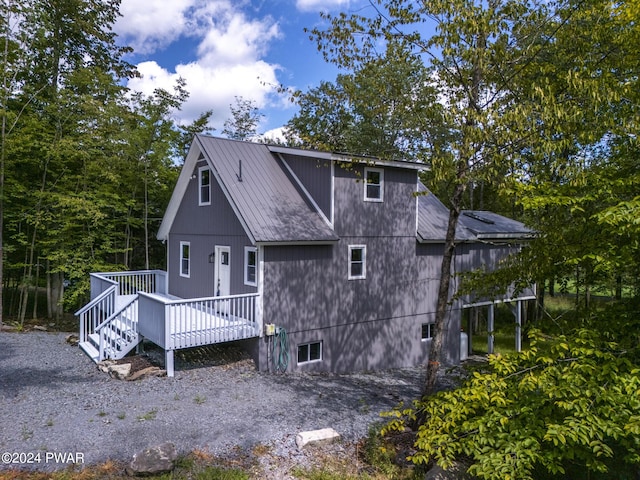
[113, 0, 370, 140]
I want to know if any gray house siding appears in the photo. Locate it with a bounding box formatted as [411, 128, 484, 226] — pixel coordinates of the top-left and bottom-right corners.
[260, 235, 436, 373]
[167, 160, 256, 299]
[253, 164, 458, 373]
[333, 165, 417, 237]
[279, 154, 333, 222]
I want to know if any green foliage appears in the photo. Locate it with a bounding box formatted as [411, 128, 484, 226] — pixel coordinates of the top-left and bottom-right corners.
[383, 328, 640, 479]
[222, 96, 263, 141]
[287, 40, 442, 162]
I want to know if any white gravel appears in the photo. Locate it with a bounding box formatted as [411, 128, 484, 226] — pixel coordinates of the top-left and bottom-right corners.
[0, 332, 423, 473]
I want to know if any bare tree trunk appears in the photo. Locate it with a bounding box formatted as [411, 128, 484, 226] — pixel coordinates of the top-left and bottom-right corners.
[0, 2, 9, 328]
[423, 180, 466, 396]
[32, 255, 40, 320]
[49, 272, 63, 320]
[46, 260, 52, 319]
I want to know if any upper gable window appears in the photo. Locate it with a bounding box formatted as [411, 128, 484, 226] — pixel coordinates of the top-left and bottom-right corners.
[364, 167, 384, 202]
[198, 166, 211, 206]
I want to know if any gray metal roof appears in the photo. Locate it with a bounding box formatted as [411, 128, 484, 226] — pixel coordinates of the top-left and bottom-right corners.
[196, 135, 339, 244]
[417, 183, 534, 243]
[459, 210, 534, 240]
[417, 183, 475, 242]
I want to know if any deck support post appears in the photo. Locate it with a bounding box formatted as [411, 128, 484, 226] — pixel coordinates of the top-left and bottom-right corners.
[487, 304, 495, 355]
[165, 350, 174, 377]
[515, 300, 522, 352]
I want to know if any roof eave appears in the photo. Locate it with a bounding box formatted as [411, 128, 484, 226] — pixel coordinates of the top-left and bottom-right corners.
[267, 145, 427, 171]
[256, 239, 339, 247]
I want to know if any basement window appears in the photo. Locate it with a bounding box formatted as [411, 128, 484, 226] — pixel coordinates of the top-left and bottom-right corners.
[421, 322, 434, 341]
[298, 341, 322, 364]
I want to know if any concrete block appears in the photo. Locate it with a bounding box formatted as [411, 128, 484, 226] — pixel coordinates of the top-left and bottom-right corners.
[295, 428, 341, 449]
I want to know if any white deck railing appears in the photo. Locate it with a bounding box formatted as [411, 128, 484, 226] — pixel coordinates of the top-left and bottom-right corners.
[76, 285, 117, 345]
[90, 270, 167, 298]
[138, 292, 260, 351]
[78, 270, 167, 351]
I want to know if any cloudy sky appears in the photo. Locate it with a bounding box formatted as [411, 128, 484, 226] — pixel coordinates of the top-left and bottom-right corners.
[113, 0, 365, 139]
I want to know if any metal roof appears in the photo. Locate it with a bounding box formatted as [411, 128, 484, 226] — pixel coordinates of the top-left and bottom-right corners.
[159, 136, 531, 246]
[417, 183, 534, 243]
[196, 135, 339, 244]
[459, 210, 534, 240]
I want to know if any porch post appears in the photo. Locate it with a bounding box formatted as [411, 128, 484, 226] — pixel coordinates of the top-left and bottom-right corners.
[487, 304, 495, 354]
[467, 308, 474, 355]
[165, 350, 174, 377]
[515, 300, 522, 352]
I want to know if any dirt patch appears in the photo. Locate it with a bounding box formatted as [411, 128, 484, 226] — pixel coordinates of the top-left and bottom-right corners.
[111, 342, 255, 378]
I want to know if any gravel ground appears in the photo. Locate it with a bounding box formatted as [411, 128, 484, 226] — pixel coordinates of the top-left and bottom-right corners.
[0, 331, 425, 476]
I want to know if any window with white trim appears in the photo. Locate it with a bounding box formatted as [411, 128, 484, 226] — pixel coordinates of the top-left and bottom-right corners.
[244, 246, 257, 286]
[348, 245, 366, 280]
[180, 241, 190, 278]
[297, 341, 322, 364]
[364, 167, 384, 202]
[198, 166, 211, 206]
[421, 322, 434, 341]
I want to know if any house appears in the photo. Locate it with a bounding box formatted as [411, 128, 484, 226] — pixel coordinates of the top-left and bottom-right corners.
[76, 135, 535, 376]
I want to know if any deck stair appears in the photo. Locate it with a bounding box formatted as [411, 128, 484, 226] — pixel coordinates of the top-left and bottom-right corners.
[75, 271, 166, 364]
[79, 295, 140, 362]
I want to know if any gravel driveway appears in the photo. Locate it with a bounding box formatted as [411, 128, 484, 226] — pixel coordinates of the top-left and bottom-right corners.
[0, 332, 424, 473]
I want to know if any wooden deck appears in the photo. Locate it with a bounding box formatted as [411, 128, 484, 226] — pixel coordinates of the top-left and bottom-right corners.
[76, 271, 261, 376]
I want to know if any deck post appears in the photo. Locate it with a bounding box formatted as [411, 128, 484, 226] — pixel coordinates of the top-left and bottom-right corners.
[487, 304, 495, 354]
[515, 300, 522, 352]
[165, 350, 174, 377]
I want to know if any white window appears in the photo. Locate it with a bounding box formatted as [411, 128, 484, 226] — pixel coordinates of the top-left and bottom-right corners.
[297, 341, 322, 364]
[364, 167, 384, 202]
[180, 241, 190, 278]
[348, 245, 366, 280]
[244, 247, 257, 287]
[199, 166, 211, 206]
[421, 322, 434, 341]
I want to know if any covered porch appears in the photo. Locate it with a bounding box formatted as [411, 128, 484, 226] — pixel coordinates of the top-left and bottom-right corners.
[75, 271, 261, 376]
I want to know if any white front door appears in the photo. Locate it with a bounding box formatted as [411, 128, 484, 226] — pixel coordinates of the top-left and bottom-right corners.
[214, 245, 230, 297]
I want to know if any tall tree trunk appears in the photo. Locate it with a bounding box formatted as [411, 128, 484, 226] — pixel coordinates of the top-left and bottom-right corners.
[46, 260, 52, 319]
[423, 17, 487, 395]
[32, 255, 39, 320]
[0, 2, 10, 328]
[49, 271, 63, 320]
[423, 179, 466, 396]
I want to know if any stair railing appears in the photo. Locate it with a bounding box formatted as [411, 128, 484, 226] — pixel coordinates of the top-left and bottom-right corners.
[96, 295, 139, 361]
[75, 285, 117, 345]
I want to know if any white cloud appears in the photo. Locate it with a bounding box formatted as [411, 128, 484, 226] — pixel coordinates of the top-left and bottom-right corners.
[115, 0, 197, 54]
[115, 0, 286, 132]
[295, 0, 351, 13]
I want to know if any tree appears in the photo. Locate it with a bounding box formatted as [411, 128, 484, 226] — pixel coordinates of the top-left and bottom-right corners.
[1, 0, 135, 323]
[222, 96, 263, 141]
[308, 0, 639, 393]
[287, 40, 443, 161]
[309, 0, 541, 394]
